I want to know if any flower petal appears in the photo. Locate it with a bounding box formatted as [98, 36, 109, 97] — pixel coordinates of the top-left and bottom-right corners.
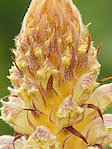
[25, 126, 59, 149]
[86, 114, 112, 147]
[87, 83, 112, 111]
[1, 100, 37, 134]
[86, 147, 98, 149]
[57, 95, 84, 128]
[73, 72, 99, 105]
[0, 135, 23, 149]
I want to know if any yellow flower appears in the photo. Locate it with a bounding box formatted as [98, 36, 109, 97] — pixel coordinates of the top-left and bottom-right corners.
[1, 0, 112, 148]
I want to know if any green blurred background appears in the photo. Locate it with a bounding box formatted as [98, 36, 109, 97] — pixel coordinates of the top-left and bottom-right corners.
[0, 0, 112, 145]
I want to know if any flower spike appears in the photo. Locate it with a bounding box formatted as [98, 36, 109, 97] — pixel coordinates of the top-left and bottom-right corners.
[0, 0, 112, 148]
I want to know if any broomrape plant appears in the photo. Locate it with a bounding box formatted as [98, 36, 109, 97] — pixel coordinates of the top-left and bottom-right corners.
[0, 0, 112, 148]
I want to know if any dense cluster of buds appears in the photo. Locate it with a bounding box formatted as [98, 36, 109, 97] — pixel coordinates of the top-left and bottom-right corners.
[0, 0, 112, 148]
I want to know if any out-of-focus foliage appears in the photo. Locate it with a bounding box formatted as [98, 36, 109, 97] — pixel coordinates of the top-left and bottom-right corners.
[0, 0, 112, 138]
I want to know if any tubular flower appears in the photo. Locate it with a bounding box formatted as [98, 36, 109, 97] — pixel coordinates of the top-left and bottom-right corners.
[1, 0, 112, 148]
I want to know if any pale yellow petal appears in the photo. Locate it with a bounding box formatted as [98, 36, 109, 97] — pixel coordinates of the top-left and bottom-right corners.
[73, 72, 99, 105]
[87, 83, 112, 111]
[0, 135, 23, 149]
[1, 100, 37, 134]
[26, 126, 59, 149]
[85, 114, 112, 147]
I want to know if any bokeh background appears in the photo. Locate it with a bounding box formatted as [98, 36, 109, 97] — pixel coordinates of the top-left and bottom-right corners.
[0, 0, 112, 146]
